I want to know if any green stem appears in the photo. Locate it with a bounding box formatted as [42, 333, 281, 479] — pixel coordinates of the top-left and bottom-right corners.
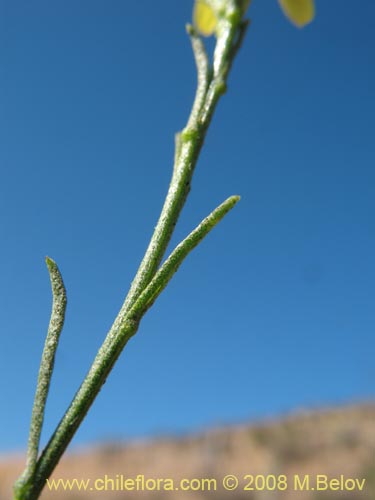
[119, 25, 211, 317]
[14, 4, 249, 498]
[17, 196, 239, 500]
[14, 258, 67, 500]
[132, 195, 240, 317]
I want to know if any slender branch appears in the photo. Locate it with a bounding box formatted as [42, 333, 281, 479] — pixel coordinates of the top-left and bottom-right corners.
[120, 19, 245, 318]
[186, 24, 211, 130]
[14, 3, 249, 498]
[14, 258, 67, 500]
[18, 196, 239, 500]
[131, 195, 240, 316]
[118, 131, 204, 317]
[201, 18, 245, 125]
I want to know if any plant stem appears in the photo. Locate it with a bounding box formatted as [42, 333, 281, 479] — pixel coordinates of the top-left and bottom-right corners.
[15, 197, 240, 500]
[14, 258, 67, 500]
[14, 5, 248, 499]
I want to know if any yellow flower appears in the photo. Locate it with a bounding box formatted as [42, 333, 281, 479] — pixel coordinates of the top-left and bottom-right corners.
[278, 0, 315, 28]
[193, 0, 251, 37]
[193, 0, 218, 37]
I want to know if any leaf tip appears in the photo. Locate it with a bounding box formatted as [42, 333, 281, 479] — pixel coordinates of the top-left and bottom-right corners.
[45, 256, 55, 268]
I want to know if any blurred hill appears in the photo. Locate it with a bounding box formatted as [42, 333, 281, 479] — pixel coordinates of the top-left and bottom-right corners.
[1, 403, 374, 499]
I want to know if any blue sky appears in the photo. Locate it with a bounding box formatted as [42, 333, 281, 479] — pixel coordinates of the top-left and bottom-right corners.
[1, 1, 374, 453]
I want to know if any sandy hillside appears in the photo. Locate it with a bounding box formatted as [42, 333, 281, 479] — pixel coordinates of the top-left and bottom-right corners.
[1, 403, 374, 499]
